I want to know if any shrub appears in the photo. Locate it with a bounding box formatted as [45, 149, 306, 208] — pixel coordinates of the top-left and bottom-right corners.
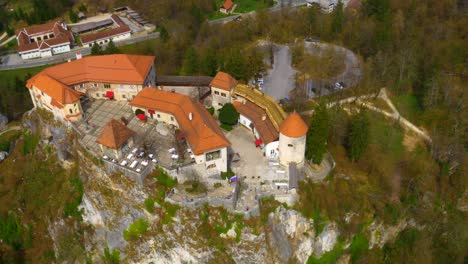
[207, 106, 215, 115]
[218, 103, 239, 125]
[350, 233, 369, 263]
[123, 218, 149, 241]
[153, 168, 177, 189]
[102, 246, 120, 264]
[63, 177, 84, 221]
[22, 132, 39, 155]
[214, 182, 223, 188]
[134, 108, 145, 116]
[144, 198, 155, 213]
[185, 180, 207, 194]
[220, 123, 233, 131]
[220, 167, 235, 180]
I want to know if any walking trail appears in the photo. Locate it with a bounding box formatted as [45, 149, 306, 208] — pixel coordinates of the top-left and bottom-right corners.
[301, 88, 432, 143]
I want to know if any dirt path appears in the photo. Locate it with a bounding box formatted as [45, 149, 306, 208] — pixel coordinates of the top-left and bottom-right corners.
[301, 88, 432, 143]
[0, 126, 21, 137]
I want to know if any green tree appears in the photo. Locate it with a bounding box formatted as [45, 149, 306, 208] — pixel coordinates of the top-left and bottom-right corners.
[330, 0, 344, 35]
[305, 102, 329, 164]
[78, 3, 87, 12]
[362, 0, 390, 21]
[346, 109, 370, 161]
[159, 26, 169, 42]
[68, 9, 78, 23]
[200, 48, 218, 76]
[218, 103, 239, 126]
[105, 39, 119, 54]
[181, 47, 199, 75]
[91, 42, 102, 55]
[224, 50, 246, 81]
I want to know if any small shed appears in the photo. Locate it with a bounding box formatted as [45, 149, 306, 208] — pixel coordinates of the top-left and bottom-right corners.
[220, 0, 235, 14]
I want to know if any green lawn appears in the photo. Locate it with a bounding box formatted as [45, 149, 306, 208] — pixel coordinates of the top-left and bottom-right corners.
[0, 65, 47, 83]
[118, 38, 159, 55]
[209, 0, 275, 20]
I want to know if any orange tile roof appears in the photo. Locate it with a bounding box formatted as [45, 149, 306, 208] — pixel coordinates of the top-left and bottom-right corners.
[279, 112, 308, 138]
[27, 75, 82, 107]
[210, 71, 237, 92]
[130, 88, 230, 155]
[223, 0, 234, 10]
[96, 119, 135, 149]
[233, 101, 279, 145]
[29, 54, 155, 85]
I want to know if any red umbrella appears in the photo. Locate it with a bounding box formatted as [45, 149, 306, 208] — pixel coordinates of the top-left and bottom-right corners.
[255, 138, 263, 147]
[137, 113, 147, 121]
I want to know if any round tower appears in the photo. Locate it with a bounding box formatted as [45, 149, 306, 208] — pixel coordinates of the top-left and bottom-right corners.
[279, 112, 308, 167]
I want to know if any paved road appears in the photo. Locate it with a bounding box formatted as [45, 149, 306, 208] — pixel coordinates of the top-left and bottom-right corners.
[0, 32, 160, 70]
[304, 41, 362, 97]
[263, 45, 297, 100]
[0, 0, 307, 70]
[305, 41, 361, 86]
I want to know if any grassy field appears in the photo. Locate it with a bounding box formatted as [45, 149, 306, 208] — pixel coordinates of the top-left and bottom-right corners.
[209, 0, 275, 19]
[0, 65, 47, 83]
[118, 38, 159, 55]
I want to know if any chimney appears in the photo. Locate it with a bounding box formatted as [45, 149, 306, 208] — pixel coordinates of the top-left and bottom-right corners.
[262, 114, 266, 121]
[75, 52, 82, 60]
[189, 112, 193, 121]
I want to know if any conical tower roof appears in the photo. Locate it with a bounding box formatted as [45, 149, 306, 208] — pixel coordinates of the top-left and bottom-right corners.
[279, 112, 308, 138]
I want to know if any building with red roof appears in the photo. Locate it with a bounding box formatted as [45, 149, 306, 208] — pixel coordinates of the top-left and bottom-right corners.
[210, 71, 238, 110]
[80, 15, 131, 47]
[130, 88, 231, 172]
[26, 54, 156, 122]
[220, 0, 236, 14]
[16, 21, 74, 60]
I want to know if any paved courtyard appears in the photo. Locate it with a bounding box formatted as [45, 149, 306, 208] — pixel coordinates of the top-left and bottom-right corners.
[225, 126, 289, 184]
[76, 100, 194, 171]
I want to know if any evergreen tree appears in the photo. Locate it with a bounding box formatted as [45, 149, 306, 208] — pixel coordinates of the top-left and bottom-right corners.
[159, 26, 169, 42]
[68, 9, 78, 23]
[305, 102, 329, 164]
[91, 42, 102, 55]
[224, 50, 246, 81]
[330, 0, 344, 35]
[200, 48, 218, 76]
[346, 109, 370, 161]
[181, 47, 199, 75]
[218, 103, 239, 125]
[105, 39, 119, 54]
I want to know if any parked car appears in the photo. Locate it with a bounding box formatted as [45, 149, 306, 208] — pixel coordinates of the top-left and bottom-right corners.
[234, 15, 242, 22]
[305, 37, 320, 43]
[334, 82, 345, 90]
